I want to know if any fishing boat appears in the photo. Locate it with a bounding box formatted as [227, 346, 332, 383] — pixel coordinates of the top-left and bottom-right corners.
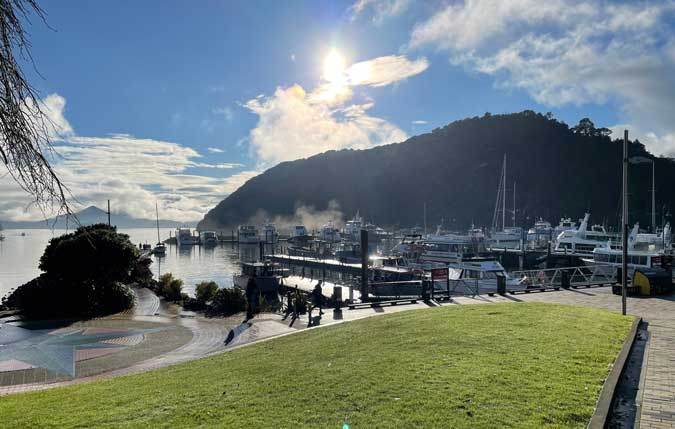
[200, 230, 219, 246]
[237, 225, 259, 244]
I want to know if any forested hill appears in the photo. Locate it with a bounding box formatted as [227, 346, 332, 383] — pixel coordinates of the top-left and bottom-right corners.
[198, 111, 674, 232]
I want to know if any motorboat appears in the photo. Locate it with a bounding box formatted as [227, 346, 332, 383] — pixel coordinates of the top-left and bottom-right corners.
[176, 227, 198, 246]
[554, 214, 619, 257]
[200, 230, 219, 246]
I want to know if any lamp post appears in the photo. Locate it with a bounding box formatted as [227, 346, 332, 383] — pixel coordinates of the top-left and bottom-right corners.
[621, 131, 629, 316]
[629, 156, 655, 232]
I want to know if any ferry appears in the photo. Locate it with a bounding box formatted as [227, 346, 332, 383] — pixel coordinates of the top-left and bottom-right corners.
[200, 231, 219, 246]
[237, 225, 259, 244]
[176, 227, 198, 246]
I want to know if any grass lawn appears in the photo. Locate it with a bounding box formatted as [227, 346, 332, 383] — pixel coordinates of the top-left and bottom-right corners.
[0, 303, 633, 428]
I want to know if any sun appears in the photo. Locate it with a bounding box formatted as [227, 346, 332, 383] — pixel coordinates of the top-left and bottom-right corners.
[323, 50, 346, 84]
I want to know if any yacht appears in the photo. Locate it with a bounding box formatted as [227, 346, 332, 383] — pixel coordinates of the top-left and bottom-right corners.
[527, 218, 553, 243]
[263, 222, 278, 244]
[176, 227, 198, 246]
[488, 227, 523, 250]
[152, 203, 166, 255]
[343, 211, 363, 240]
[237, 225, 259, 244]
[200, 231, 219, 246]
[553, 214, 619, 256]
[553, 217, 577, 237]
[319, 221, 341, 243]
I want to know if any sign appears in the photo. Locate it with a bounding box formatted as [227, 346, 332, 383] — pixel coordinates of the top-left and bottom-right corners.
[431, 267, 448, 281]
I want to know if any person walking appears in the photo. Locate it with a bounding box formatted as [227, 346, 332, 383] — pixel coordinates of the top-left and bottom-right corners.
[312, 280, 324, 315]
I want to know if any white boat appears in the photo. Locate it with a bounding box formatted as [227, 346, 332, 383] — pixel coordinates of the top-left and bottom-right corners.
[263, 222, 278, 244]
[152, 202, 166, 255]
[200, 230, 219, 246]
[176, 227, 198, 246]
[288, 225, 311, 244]
[527, 218, 553, 243]
[343, 211, 363, 240]
[319, 221, 341, 243]
[488, 227, 523, 250]
[553, 217, 577, 237]
[237, 225, 259, 244]
[554, 213, 619, 256]
[447, 257, 523, 291]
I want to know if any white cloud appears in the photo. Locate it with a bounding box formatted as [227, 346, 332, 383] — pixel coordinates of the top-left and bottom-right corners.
[350, 0, 413, 23]
[207, 147, 224, 153]
[408, 0, 675, 156]
[412, 120, 427, 125]
[1, 94, 254, 222]
[212, 106, 234, 121]
[610, 124, 675, 158]
[244, 53, 427, 166]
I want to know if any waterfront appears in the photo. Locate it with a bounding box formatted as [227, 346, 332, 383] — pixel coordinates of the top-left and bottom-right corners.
[0, 228, 258, 299]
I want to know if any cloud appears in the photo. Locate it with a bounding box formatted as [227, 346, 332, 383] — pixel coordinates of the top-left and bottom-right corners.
[350, 0, 412, 23]
[207, 147, 224, 153]
[1, 94, 254, 222]
[245, 84, 406, 165]
[412, 120, 427, 125]
[212, 106, 234, 122]
[244, 53, 427, 166]
[407, 0, 675, 156]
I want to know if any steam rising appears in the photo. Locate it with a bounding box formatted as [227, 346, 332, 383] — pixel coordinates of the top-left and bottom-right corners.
[246, 200, 345, 234]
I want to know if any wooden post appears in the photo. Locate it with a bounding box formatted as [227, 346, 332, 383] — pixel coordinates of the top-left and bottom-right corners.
[360, 229, 369, 300]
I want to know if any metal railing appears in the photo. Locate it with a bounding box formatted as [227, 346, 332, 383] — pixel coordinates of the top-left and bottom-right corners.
[510, 265, 616, 289]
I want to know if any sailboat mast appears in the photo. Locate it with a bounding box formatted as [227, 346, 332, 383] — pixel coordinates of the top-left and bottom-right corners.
[502, 154, 506, 231]
[155, 202, 160, 243]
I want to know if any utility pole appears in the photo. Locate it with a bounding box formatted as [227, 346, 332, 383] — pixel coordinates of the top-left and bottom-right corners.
[621, 130, 628, 316]
[107, 199, 111, 227]
[502, 154, 506, 231]
[423, 202, 427, 235]
[652, 160, 656, 233]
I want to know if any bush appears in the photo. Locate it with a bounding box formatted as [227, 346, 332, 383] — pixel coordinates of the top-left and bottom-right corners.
[208, 287, 247, 316]
[2, 224, 143, 319]
[195, 281, 219, 304]
[158, 273, 185, 302]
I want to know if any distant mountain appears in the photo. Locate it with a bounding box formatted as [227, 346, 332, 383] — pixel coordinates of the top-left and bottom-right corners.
[2, 206, 193, 229]
[198, 111, 675, 232]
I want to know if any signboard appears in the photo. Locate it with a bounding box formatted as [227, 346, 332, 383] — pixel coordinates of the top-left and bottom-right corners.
[431, 267, 448, 281]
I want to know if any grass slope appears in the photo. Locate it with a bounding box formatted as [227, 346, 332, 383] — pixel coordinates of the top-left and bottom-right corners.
[0, 303, 633, 428]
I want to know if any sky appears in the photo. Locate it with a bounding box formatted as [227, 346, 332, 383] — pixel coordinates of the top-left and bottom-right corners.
[1, 0, 675, 222]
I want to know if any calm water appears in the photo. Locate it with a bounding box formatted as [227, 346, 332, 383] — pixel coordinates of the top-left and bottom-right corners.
[0, 228, 266, 299]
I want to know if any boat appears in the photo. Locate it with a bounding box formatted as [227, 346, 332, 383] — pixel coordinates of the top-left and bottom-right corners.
[488, 153, 523, 249]
[527, 218, 553, 244]
[343, 211, 363, 240]
[554, 213, 619, 256]
[553, 217, 577, 237]
[488, 227, 524, 250]
[288, 225, 311, 244]
[237, 225, 259, 244]
[200, 230, 219, 246]
[263, 222, 278, 244]
[0, 222, 4, 241]
[152, 202, 166, 256]
[319, 221, 341, 243]
[176, 227, 198, 246]
[233, 261, 288, 291]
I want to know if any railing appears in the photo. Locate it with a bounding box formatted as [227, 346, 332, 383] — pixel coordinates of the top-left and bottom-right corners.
[369, 278, 481, 299]
[510, 265, 616, 288]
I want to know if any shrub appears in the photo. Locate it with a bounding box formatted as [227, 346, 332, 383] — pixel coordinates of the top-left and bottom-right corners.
[158, 273, 184, 302]
[195, 281, 219, 304]
[208, 287, 247, 316]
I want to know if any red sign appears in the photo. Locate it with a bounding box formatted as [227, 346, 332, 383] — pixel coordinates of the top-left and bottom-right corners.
[431, 268, 448, 281]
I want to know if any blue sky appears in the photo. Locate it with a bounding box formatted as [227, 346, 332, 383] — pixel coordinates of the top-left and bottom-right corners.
[2, 0, 674, 221]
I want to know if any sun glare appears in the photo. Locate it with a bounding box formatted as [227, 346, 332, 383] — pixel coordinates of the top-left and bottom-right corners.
[323, 50, 346, 83]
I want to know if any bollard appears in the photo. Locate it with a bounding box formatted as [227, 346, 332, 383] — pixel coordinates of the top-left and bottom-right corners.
[561, 270, 570, 289]
[497, 274, 506, 295]
[333, 286, 342, 310]
[422, 280, 430, 301]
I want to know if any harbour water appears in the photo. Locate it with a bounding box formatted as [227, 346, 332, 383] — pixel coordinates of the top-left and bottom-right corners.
[0, 228, 263, 299]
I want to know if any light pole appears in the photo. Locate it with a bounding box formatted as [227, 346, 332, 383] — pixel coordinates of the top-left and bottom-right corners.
[629, 156, 655, 232]
[622, 130, 629, 316]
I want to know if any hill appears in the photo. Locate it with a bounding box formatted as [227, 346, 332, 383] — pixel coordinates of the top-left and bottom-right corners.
[199, 111, 675, 232]
[2, 206, 192, 229]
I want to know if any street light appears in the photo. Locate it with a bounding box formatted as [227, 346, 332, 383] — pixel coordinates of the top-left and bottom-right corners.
[629, 156, 655, 233]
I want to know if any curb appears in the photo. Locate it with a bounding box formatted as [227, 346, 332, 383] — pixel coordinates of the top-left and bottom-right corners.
[588, 317, 642, 429]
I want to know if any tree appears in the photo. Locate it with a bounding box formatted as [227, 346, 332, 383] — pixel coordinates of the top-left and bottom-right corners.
[0, 0, 70, 216]
[572, 117, 612, 138]
[157, 273, 185, 302]
[2, 224, 142, 318]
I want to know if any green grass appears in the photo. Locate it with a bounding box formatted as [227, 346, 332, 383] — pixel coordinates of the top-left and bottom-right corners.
[0, 303, 633, 429]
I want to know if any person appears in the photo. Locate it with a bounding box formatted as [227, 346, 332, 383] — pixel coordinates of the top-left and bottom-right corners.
[312, 280, 324, 315]
[245, 274, 257, 321]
